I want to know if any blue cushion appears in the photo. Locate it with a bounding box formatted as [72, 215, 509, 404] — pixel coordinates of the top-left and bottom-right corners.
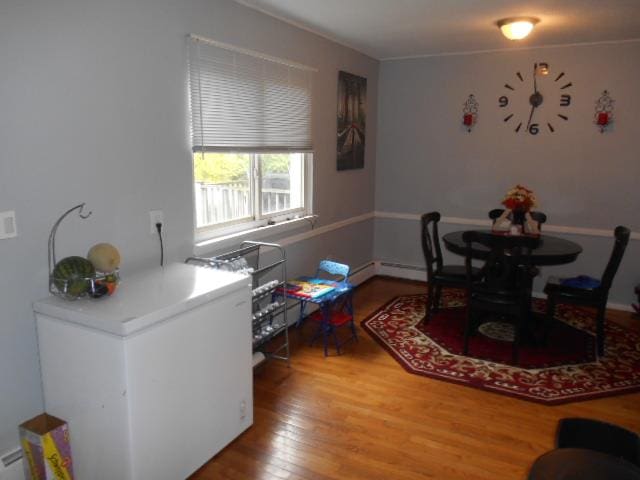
[561, 275, 601, 289]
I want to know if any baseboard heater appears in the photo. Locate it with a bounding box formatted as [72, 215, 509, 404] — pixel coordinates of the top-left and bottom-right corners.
[379, 261, 425, 272]
[375, 261, 632, 312]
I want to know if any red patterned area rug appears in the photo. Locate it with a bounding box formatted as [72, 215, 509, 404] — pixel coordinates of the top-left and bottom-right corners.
[361, 291, 640, 404]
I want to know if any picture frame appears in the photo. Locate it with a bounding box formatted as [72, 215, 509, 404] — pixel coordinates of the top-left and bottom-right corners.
[337, 71, 367, 170]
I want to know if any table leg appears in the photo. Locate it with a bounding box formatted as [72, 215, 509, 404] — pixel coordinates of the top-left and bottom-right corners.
[322, 302, 331, 357]
[297, 300, 307, 327]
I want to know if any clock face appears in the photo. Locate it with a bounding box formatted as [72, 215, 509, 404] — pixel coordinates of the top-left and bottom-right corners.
[498, 62, 573, 135]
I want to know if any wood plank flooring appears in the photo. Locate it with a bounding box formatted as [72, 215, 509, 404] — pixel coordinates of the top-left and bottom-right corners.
[191, 277, 640, 480]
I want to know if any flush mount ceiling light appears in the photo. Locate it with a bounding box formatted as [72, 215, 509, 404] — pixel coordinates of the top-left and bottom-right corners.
[497, 17, 540, 40]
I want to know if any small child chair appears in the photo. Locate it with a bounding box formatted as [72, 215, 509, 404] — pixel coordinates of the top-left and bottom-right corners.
[300, 260, 357, 355]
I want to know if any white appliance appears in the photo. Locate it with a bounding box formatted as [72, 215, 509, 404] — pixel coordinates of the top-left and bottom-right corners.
[33, 263, 253, 480]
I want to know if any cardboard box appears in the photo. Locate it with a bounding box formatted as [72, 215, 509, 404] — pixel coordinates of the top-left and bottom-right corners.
[19, 413, 74, 480]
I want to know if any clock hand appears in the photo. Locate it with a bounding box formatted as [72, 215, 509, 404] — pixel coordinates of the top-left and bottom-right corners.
[526, 63, 543, 131]
[526, 104, 536, 130]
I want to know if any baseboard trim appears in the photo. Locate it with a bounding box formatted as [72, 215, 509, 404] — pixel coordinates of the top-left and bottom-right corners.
[349, 262, 377, 286]
[372, 261, 635, 313]
[375, 211, 640, 240]
[376, 261, 426, 282]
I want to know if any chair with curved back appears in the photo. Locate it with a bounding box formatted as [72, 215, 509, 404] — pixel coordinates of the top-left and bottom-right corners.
[544, 225, 630, 357]
[462, 230, 539, 364]
[420, 212, 481, 324]
[489, 208, 548, 230]
[556, 417, 640, 467]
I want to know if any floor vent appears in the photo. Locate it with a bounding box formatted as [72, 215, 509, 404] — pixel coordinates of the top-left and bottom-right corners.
[0, 448, 23, 480]
[1, 449, 22, 468]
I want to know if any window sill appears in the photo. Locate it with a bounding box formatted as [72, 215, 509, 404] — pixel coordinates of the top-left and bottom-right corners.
[194, 215, 315, 256]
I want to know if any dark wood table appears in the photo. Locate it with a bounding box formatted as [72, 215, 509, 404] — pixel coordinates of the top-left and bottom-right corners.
[442, 230, 582, 266]
[443, 230, 583, 345]
[528, 448, 640, 480]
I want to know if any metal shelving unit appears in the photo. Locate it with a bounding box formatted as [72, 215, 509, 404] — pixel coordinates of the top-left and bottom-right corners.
[186, 241, 290, 367]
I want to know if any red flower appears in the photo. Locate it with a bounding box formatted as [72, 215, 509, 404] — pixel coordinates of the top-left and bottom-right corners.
[501, 184, 538, 212]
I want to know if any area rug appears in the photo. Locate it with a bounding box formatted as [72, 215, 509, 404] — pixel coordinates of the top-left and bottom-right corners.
[361, 290, 640, 404]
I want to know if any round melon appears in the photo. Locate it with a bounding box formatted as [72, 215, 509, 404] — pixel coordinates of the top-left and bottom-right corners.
[87, 243, 121, 273]
[53, 256, 95, 297]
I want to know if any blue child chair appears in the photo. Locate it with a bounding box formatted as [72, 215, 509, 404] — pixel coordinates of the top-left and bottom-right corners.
[299, 260, 357, 355]
[296, 260, 350, 325]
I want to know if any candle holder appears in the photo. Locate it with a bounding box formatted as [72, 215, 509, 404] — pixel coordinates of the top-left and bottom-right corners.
[462, 94, 478, 132]
[594, 90, 614, 133]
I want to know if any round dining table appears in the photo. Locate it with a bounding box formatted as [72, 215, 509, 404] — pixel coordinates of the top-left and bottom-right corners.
[442, 230, 582, 266]
[528, 448, 640, 480]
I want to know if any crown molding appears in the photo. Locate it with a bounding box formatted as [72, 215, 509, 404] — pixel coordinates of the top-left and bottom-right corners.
[381, 37, 640, 61]
[231, 0, 378, 60]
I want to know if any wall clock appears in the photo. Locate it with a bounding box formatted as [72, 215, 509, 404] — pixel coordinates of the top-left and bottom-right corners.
[498, 62, 572, 135]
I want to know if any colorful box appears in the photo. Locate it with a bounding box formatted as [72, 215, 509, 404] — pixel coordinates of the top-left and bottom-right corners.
[19, 413, 74, 480]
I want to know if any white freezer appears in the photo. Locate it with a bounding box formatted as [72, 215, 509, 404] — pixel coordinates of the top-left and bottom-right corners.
[33, 262, 253, 480]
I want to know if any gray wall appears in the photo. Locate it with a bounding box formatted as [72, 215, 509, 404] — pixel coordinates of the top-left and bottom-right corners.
[0, 0, 377, 453]
[375, 42, 639, 304]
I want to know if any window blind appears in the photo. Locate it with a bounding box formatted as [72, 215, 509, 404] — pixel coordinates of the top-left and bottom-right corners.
[188, 35, 314, 152]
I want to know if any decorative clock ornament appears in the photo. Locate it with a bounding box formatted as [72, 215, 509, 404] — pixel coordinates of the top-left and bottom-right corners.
[498, 62, 573, 135]
[462, 94, 479, 132]
[594, 90, 614, 133]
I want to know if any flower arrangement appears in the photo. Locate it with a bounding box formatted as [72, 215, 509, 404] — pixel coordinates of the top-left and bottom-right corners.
[501, 184, 538, 212]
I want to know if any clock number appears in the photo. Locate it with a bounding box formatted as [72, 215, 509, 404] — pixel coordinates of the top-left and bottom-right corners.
[560, 94, 571, 106]
[498, 96, 509, 107]
[529, 123, 540, 135]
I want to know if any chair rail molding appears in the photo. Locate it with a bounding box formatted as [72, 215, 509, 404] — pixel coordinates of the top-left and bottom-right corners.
[192, 210, 634, 312]
[199, 211, 638, 256]
[374, 211, 640, 240]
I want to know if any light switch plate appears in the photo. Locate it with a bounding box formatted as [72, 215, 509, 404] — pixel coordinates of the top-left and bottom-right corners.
[0, 211, 17, 239]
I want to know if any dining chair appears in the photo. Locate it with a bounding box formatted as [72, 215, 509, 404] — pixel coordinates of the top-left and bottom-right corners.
[420, 212, 481, 325]
[462, 230, 539, 364]
[543, 225, 630, 357]
[556, 418, 640, 467]
[488, 208, 548, 230]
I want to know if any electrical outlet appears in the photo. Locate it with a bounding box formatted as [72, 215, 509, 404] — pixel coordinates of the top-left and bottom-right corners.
[149, 210, 164, 234]
[0, 211, 17, 239]
[239, 399, 247, 419]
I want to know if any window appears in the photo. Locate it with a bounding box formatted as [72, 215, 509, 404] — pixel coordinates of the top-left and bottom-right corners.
[188, 35, 314, 234]
[193, 152, 306, 228]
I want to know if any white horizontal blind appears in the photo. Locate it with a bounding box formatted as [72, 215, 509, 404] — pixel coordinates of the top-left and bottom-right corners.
[188, 35, 314, 152]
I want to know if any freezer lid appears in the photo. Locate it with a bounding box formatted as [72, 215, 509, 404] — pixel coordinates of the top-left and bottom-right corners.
[33, 263, 251, 336]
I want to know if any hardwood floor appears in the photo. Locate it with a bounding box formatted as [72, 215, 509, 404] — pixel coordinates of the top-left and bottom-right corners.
[191, 277, 640, 480]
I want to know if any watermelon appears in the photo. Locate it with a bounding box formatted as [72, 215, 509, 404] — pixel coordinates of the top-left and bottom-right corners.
[53, 256, 95, 297]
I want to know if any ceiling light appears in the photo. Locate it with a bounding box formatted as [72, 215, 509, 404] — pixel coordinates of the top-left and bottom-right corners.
[497, 17, 539, 40]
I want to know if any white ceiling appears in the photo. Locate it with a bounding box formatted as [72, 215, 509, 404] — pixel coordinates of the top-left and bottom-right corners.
[235, 0, 640, 59]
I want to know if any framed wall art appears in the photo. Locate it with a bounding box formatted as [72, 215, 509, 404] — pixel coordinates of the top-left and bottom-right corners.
[337, 71, 367, 170]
